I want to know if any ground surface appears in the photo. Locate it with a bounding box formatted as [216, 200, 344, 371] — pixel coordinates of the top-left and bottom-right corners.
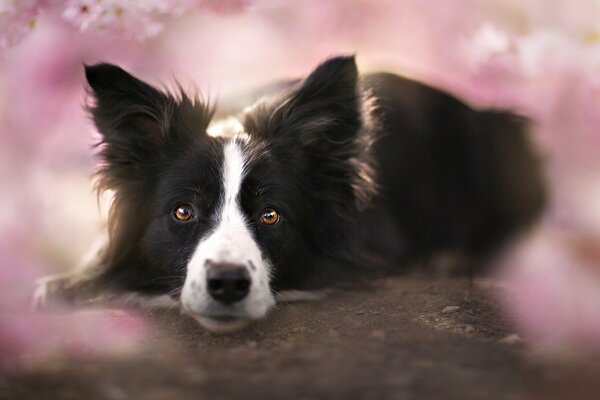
[2, 277, 599, 400]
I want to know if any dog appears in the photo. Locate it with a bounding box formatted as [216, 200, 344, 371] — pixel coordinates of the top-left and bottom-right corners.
[33, 56, 545, 332]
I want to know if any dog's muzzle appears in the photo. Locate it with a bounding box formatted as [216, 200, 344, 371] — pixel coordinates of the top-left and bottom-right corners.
[180, 255, 275, 333]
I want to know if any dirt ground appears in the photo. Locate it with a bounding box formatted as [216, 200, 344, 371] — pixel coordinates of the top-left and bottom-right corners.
[2, 277, 600, 400]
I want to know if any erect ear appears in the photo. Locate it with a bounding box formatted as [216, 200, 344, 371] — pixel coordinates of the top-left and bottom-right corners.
[244, 55, 362, 144]
[288, 55, 361, 137]
[85, 63, 212, 191]
[85, 63, 173, 192]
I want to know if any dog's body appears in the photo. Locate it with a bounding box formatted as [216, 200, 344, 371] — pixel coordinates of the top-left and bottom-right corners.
[34, 56, 545, 331]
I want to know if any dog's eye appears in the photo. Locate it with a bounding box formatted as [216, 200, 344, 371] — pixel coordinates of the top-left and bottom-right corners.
[173, 204, 195, 222]
[260, 208, 280, 225]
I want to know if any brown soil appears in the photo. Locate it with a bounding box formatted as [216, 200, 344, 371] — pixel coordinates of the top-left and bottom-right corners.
[2, 277, 599, 400]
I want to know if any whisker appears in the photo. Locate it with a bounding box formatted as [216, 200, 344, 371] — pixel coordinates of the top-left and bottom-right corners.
[270, 288, 287, 308]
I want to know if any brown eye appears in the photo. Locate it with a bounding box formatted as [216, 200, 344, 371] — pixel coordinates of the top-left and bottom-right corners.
[260, 207, 280, 225]
[174, 204, 194, 222]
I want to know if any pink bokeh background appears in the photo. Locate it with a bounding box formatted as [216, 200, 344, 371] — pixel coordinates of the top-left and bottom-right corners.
[1, 0, 600, 361]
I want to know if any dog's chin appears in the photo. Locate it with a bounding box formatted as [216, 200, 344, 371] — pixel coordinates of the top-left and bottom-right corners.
[192, 315, 252, 333]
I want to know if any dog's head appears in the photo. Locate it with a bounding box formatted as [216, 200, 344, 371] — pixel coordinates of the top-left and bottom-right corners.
[86, 56, 376, 332]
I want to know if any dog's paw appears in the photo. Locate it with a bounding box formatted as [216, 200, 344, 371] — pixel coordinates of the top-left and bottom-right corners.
[31, 275, 73, 311]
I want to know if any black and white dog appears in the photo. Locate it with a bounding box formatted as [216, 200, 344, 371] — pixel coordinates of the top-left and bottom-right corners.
[34, 56, 545, 332]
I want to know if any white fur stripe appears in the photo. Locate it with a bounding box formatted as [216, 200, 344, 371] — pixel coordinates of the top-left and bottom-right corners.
[180, 138, 275, 322]
[222, 140, 246, 209]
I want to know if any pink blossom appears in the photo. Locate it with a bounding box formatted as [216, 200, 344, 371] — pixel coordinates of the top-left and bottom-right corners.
[0, 0, 254, 49]
[0, 0, 48, 51]
[496, 226, 600, 350]
[0, 225, 148, 368]
[60, 0, 188, 39]
[1, 310, 147, 368]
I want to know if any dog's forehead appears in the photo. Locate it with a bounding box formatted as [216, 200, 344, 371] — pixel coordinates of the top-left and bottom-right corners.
[205, 117, 274, 182]
[158, 117, 282, 211]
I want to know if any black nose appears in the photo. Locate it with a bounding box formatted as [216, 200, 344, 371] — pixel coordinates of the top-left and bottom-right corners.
[206, 262, 251, 305]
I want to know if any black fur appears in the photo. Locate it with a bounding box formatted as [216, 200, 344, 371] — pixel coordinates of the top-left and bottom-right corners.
[84, 56, 545, 298]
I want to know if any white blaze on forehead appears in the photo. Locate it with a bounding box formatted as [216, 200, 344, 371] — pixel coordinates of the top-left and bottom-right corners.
[180, 138, 275, 320]
[222, 139, 245, 207]
[198, 138, 253, 263]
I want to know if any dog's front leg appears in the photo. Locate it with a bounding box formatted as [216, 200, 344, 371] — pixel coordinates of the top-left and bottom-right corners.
[31, 234, 111, 310]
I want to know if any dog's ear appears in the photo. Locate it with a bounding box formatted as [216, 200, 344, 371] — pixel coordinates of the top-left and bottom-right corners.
[245, 56, 362, 143]
[287, 55, 362, 138]
[85, 63, 212, 191]
[244, 56, 377, 249]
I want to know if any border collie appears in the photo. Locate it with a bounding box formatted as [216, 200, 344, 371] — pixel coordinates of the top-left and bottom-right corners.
[34, 56, 545, 332]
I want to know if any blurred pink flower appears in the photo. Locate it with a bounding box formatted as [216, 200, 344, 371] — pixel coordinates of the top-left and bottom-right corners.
[0, 0, 48, 51]
[0, 228, 148, 368]
[1, 310, 147, 368]
[497, 226, 600, 350]
[0, 0, 255, 49]
[61, 0, 188, 39]
[461, 12, 600, 350]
